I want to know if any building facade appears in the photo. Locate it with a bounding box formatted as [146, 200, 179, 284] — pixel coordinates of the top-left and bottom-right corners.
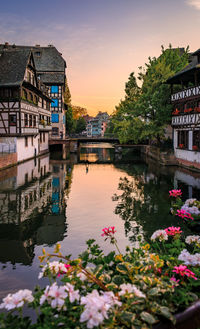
[86, 112, 109, 137]
[167, 49, 200, 169]
[0, 43, 67, 140]
[0, 48, 51, 168]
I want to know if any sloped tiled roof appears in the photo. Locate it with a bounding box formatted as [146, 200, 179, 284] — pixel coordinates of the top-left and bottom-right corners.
[0, 49, 31, 87]
[38, 72, 65, 84]
[0, 44, 66, 72]
[167, 51, 200, 84]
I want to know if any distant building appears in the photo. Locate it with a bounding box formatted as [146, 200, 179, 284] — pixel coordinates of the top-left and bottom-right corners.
[167, 48, 200, 170]
[86, 112, 109, 137]
[0, 47, 51, 168]
[0, 43, 67, 139]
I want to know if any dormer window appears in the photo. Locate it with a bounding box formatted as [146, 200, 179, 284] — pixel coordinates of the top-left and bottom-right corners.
[23, 89, 27, 100]
[35, 51, 41, 57]
[29, 92, 33, 102]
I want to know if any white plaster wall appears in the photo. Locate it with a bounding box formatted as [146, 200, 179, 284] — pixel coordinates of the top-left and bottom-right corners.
[17, 136, 39, 162]
[174, 170, 200, 189]
[39, 132, 49, 153]
[175, 148, 200, 163]
[15, 154, 50, 187]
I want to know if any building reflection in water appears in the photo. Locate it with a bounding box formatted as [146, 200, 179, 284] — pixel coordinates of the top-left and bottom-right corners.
[0, 154, 69, 266]
[79, 143, 114, 163]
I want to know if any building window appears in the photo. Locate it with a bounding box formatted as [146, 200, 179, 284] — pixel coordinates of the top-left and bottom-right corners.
[31, 136, 33, 146]
[193, 130, 200, 150]
[25, 137, 28, 147]
[43, 132, 45, 142]
[51, 113, 59, 123]
[33, 115, 36, 127]
[9, 114, 17, 126]
[40, 133, 42, 143]
[29, 115, 32, 127]
[52, 127, 59, 136]
[177, 130, 188, 149]
[27, 71, 31, 83]
[22, 89, 27, 100]
[24, 113, 28, 126]
[35, 51, 41, 57]
[51, 86, 59, 93]
[51, 98, 58, 108]
[29, 92, 33, 102]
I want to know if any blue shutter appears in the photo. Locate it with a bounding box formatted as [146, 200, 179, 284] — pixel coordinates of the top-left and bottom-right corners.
[51, 113, 59, 123]
[51, 86, 59, 93]
[51, 99, 58, 107]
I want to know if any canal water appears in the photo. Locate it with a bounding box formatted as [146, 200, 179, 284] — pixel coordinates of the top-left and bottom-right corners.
[0, 143, 200, 301]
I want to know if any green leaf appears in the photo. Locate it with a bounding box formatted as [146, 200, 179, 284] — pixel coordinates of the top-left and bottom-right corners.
[140, 312, 157, 324]
[159, 307, 176, 324]
[112, 275, 125, 285]
[116, 263, 129, 275]
[148, 287, 160, 296]
[120, 311, 136, 325]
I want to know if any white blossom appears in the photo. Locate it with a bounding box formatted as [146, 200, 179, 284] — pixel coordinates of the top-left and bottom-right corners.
[185, 235, 200, 245]
[151, 230, 168, 242]
[178, 249, 200, 266]
[77, 272, 87, 281]
[80, 289, 120, 328]
[0, 289, 34, 310]
[65, 283, 80, 303]
[38, 261, 70, 279]
[119, 283, 146, 298]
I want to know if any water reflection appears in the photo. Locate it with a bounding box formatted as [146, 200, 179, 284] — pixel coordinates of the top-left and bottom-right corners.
[113, 161, 200, 244]
[0, 155, 71, 266]
[0, 145, 200, 299]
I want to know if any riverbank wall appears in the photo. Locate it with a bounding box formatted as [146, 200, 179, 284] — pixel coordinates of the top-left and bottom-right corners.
[142, 145, 200, 172]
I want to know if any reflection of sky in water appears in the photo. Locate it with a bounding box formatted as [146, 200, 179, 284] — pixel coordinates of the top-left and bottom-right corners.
[0, 151, 200, 301]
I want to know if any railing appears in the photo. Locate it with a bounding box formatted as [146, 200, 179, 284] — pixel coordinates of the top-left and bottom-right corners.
[0, 144, 16, 154]
[171, 85, 200, 102]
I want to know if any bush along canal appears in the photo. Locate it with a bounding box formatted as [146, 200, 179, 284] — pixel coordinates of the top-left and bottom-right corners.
[0, 145, 200, 328]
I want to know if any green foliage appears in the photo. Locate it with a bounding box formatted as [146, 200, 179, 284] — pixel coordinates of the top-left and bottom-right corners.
[111, 45, 189, 144]
[75, 117, 86, 134]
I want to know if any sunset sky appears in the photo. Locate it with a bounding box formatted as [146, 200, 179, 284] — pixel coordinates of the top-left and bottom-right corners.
[0, 0, 200, 115]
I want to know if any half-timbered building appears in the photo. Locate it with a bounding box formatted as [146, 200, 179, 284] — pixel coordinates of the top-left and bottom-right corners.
[167, 49, 200, 170]
[0, 48, 51, 165]
[0, 43, 67, 140]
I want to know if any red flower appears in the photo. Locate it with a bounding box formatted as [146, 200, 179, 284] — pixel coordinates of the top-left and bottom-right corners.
[193, 145, 198, 151]
[176, 209, 194, 220]
[165, 226, 182, 236]
[101, 226, 116, 237]
[169, 189, 182, 198]
[173, 265, 197, 280]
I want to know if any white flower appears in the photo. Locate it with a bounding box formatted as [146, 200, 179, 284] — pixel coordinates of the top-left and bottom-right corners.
[178, 249, 200, 266]
[77, 272, 87, 281]
[0, 289, 34, 310]
[185, 235, 200, 245]
[151, 230, 168, 242]
[40, 283, 68, 310]
[80, 289, 120, 328]
[65, 283, 80, 303]
[119, 283, 146, 298]
[38, 261, 70, 279]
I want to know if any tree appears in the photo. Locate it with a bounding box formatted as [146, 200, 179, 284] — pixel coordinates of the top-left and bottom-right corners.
[75, 117, 86, 134]
[65, 105, 75, 135]
[112, 45, 189, 144]
[72, 105, 87, 119]
[64, 79, 71, 106]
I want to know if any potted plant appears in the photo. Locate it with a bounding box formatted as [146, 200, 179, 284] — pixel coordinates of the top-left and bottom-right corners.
[179, 144, 184, 149]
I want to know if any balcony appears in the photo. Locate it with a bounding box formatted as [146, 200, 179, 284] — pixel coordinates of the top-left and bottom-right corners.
[171, 85, 200, 102]
[39, 121, 52, 131]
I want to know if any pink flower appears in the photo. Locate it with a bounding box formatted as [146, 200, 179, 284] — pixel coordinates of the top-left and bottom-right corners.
[176, 209, 194, 220]
[170, 276, 180, 283]
[165, 226, 182, 236]
[172, 265, 197, 280]
[169, 189, 182, 198]
[101, 226, 116, 237]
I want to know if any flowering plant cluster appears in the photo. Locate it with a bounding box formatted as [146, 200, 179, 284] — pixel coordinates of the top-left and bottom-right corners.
[0, 227, 200, 328]
[170, 190, 200, 227]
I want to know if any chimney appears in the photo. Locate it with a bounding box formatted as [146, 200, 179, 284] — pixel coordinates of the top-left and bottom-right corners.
[35, 44, 40, 47]
[4, 42, 9, 48]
